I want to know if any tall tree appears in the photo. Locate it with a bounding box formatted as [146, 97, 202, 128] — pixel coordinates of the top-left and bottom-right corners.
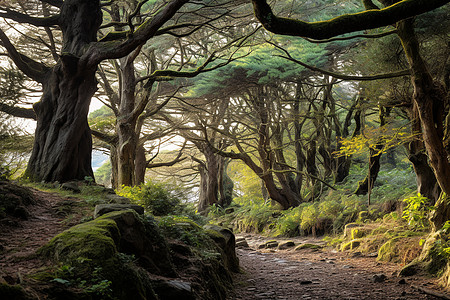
[250, 0, 450, 224]
[0, 0, 190, 182]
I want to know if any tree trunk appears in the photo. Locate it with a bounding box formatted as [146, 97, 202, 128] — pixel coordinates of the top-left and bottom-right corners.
[396, 18, 450, 228]
[116, 54, 138, 188]
[218, 158, 233, 207]
[355, 106, 387, 196]
[197, 163, 209, 213]
[135, 143, 146, 186]
[25, 0, 102, 182]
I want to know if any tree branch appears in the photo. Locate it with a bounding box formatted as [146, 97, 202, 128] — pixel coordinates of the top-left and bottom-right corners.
[87, 0, 190, 65]
[38, 0, 63, 8]
[0, 28, 50, 83]
[251, 0, 449, 40]
[0, 8, 59, 27]
[0, 103, 36, 120]
[91, 129, 118, 145]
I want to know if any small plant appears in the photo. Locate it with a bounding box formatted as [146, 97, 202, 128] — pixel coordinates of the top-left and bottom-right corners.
[402, 193, 433, 230]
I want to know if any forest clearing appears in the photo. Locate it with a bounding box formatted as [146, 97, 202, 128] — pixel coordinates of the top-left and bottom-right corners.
[1, 0, 450, 299]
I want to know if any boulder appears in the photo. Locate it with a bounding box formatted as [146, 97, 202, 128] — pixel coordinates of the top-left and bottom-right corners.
[0, 181, 36, 220]
[153, 280, 195, 300]
[278, 241, 295, 250]
[235, 238, 250, 249]
[60, 181, 81, 193]
[94, 204, 144, 218]
[203, 224, 240, 273]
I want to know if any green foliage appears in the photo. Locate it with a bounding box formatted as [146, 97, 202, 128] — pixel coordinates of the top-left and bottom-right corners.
[94, 160, 112, 187]
[117, 180, 184, 216]
[52, 265, 113, 298]
[88, 105, 116, 134]
[157, 215, 210, 249]
[300, 203, 319, 231]
[402, 193, 433, 230]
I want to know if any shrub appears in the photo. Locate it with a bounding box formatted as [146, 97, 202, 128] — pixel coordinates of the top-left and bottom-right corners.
[118, 180, 184, 216]
[402, 193, 433, 230]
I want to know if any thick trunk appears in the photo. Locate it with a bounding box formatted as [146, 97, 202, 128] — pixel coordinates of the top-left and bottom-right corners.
[218, 158, 233, 207]
[26, 65, 97, 182]
[110, 145, 119, 189]
[25, 0, 102, 183]
[197, 147, 220, 212]
[197, 164, 209, 213]
[135, 143, 146, 186]
[409, 151, 441, 204]
[116, 55, 138, 188]
[395, 18, 450, 229]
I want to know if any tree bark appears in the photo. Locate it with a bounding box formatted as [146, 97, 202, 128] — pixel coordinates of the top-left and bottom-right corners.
[25, 0, 102, 182]
[396, 18, 450, 228]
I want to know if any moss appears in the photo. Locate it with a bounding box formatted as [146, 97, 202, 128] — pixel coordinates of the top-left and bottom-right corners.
[377, 237, 402, 262]
[351, 228, 365, 239]
[38, 218, 120, 264]
[295, 243, 323, 250]
[341, 239, 361, 251]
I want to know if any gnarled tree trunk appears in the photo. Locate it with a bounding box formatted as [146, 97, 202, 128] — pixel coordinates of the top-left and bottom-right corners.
[25, 0, 102, 182]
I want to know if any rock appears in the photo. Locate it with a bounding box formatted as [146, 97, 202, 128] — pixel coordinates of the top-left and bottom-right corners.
[372, 274, 387, 283]
[236, 239, 250, 249]
[278, 241, 295, 250]
[94, 204, 144, 218]
[100, 211, 175, 276]
[60, 181, 81, 193]
[295, 243, 323, 251]
[153, 280, 195, 300]
[0, 181, 36, 220]
[265, 240, 279, 249]
[204, 224, 240, 272]
[105, 193, 131, 204]
[377, 237, 402, 262]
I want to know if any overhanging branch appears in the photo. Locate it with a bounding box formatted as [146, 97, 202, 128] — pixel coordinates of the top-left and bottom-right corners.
[251, 0, 449, 40]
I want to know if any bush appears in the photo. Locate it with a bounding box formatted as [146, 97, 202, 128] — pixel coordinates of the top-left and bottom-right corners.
[118, 181, 184, 216]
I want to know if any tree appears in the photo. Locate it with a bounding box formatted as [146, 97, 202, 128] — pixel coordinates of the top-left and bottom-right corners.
[250, 0, 450, 226]
[0, 0, 190, 183]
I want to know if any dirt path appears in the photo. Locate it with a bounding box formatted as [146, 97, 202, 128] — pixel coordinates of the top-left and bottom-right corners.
[230, 235, 448, 300]
[0, 188, 86, 283]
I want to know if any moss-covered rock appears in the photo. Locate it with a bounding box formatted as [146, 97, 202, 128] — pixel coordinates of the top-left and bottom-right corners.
[0, 181, 36, 220]
[377, 237, 402, 262]
[341, 239, 361, 251]
[39, 217, 120, 264]
[203, 224, 240, 273]
[295, 243, 323, 251]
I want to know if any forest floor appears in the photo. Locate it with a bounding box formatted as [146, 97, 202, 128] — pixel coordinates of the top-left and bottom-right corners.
[229, 234, 449, 300]
[1, 187, 450, 300]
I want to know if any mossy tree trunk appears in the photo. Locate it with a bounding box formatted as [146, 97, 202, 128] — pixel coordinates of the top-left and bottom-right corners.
[395, 18, 450, 228]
